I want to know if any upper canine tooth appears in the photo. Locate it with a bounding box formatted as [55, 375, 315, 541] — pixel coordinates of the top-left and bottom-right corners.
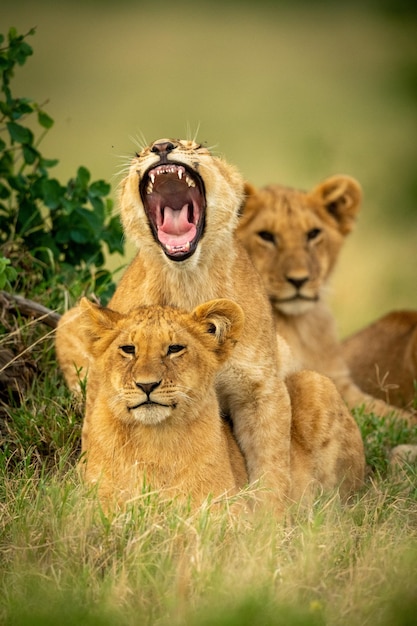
[150, 173, 155, 184]
[178, 169, 183, 180]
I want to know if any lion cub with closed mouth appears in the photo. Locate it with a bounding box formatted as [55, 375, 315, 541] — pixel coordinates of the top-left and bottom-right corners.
[78, 297, 248, 506]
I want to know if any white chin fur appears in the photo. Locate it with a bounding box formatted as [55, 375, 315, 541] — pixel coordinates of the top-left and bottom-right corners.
[130, 406, 171, 425]
[274, 299, 316, 316]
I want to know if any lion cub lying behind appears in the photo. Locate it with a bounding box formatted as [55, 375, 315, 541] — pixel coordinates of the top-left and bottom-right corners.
[78, 297, 365, 508]
[343, 310, 417, 409]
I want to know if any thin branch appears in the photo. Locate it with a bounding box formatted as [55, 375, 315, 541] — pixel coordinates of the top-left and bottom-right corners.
[0, 290, 61, 328]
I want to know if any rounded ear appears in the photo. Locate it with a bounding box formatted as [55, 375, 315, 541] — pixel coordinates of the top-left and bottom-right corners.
[309, 175, 362, 235]
[191, 298, 245, 360]
[243, 181, 257, 198]
[79, 297, 124, 354]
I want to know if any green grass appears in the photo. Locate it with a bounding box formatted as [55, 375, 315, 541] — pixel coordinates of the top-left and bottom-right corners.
[1, 450, 417, 626]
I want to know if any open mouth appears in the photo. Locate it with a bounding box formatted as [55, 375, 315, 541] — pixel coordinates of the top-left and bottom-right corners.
[139, 162, 206, 261]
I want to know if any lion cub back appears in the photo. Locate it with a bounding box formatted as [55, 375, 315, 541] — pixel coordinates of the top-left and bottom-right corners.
[78, 297, 248, 507]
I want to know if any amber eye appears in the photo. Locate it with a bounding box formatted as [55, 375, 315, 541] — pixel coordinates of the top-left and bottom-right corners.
[258, 231, 275, 243]
[167, 344, 185, 355]
[306, 228, 322, 241]
[119, 345, 135, 355]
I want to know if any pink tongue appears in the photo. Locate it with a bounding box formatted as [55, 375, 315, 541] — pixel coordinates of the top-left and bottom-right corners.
[158, 204, 196, 246]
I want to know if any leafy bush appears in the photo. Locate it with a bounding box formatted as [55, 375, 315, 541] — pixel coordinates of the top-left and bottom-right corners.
[0, 27, 124, 306]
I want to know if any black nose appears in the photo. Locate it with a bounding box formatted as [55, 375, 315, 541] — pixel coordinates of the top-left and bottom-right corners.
[286, 276, 308, 290]
[135, 381, 161, 397]
[151, 139, 177, 155]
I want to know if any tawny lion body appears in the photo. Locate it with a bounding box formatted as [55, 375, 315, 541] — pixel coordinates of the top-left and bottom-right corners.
[56, 139, 293, 510]
[237, 177, 415, 423]
[343, 310, 417, 409]
[79, 298, 364, 507]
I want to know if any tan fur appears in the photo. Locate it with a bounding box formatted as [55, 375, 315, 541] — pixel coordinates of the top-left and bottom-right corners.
[78, 298, 248, 506]
[287, 370, 365, 501]
[343, 311, 417, 408]
[237, 177, 415, 423]
[79, 298, 364, 507]
[56, 138, 293, 511]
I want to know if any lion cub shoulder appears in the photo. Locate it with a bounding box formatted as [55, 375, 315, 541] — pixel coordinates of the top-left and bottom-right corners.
[78, 297, 248, 507]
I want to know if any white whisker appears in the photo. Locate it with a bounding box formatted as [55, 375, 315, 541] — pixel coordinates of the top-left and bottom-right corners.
[130, 131, 148, 153]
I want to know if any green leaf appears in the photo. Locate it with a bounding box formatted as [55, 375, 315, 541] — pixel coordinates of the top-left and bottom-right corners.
[6, 121, 33, 144]
[104, 197, 114, 216]
[42, 178, 64, 209]
[76, 166, 90, 188]
[39, 156, 59, 169]
[89, 195, 105, 218]
[89, 179, 111, 197]
[38, 110, 54, 129]
[75, 206, 102, 232]
[102, 216, 124, 254]
[0, 256, 17, 290]
[16, 41, 33, 64]
[0, 182, 11, 199]
[23, 144, 38, 165]
[69, 227, 90, 244]
[8, 27, 17, 40]
[13, 99, 34, 117]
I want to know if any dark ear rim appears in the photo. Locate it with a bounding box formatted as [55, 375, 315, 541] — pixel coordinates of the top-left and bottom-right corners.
[310, 174, 362, 235]
[243, 181, 257, 198]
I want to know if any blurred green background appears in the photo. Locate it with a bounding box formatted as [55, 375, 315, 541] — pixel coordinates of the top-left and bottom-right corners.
[3, 0, 417, 336]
